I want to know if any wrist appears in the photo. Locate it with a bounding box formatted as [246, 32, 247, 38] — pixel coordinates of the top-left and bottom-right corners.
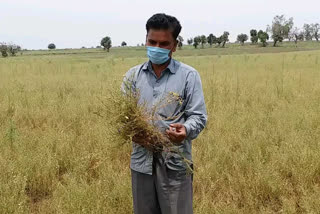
[183, 123, 190, 137]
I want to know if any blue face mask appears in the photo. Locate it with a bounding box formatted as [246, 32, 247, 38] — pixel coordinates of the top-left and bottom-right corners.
[147, 46, 171, 65]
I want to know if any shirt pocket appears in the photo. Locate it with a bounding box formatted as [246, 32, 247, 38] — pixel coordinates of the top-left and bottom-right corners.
[165, 152, 186, 172]
[157, 90, 185, 120]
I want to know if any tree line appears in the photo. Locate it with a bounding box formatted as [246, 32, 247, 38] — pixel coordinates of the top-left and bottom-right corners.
[1, 15, 319, 57]
[186, 15, 319, 49]
[98, 15, 318, 51]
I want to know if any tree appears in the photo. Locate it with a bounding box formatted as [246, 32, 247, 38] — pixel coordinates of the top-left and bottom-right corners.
[187, 38, 193, 45]
[100, 36, 112, 52]
[290, 27, 304, 44]
[193, 36, 201, 49]
[303, 24, 313, 41]
[272, 34, 283, 46]
[200, 35, 207, 48]
[216, 36, 222, 46]
[221, 31, 230, 48]
[288, 29, 295, 42]
[258, 30, 269, 47]
[207, 34, 216, 47]
[267, 15, 294, 46]
[311, 23, 319, 41]
[177, 36, 184, 49]
[0, 43, 21, 57]
[121, 41, 127, 47]
[0, 43, 8, 57]
[48, 43, 56, 50]
[250, 29, 258, 44]
[8, 44, 20, 56]
[237, 34, 248, 45]
[289, 27, 304, 44]
[296, 32, 304, 43]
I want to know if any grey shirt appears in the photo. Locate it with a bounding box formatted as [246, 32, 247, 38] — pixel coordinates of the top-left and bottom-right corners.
[122, 59, 207, 175]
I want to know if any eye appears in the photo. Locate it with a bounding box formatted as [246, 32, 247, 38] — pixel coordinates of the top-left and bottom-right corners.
[148, 40, 156, 45]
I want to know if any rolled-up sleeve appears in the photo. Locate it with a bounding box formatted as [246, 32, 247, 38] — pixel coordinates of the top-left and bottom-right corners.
[121, 66, 139, 94]
[183, 70, 207, 140]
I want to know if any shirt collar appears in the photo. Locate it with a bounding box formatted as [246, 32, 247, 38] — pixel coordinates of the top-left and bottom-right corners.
[142, 59, 176, 74]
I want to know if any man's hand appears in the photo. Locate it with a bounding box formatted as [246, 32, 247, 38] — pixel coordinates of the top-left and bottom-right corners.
[166, 123, 187, 144]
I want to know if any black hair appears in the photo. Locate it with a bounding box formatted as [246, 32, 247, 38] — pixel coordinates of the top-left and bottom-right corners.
[146, 13, 182, 40]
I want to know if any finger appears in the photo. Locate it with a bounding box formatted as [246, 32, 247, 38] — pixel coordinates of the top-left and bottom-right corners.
[169, 126, 176, 132]
[174, 132, 186, 139]
[170, 123, 184, 131]
[169, 134, 183, 144]
[167, 133, 178, 142]
[170, 123, 183, 128]
[167, 129, 179, 138]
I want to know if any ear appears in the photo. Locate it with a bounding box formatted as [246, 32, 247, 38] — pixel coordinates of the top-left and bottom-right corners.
[172, 40, 178, 52]
[169, 40, 177, 57]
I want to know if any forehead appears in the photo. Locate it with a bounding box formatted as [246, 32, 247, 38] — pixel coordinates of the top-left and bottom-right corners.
[147, 29, 174, 41]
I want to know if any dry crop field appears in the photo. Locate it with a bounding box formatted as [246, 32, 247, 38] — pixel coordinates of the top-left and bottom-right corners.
[1, 47, 320, 213]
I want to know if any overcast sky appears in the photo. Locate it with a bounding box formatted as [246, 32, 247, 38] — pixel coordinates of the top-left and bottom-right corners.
[1, 0, 319, 49]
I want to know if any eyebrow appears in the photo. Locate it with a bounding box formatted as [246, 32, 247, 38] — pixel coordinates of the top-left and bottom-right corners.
[160, 41, 170, 46]
[148, 39, 171, 45]
[148, 39, 156, 43]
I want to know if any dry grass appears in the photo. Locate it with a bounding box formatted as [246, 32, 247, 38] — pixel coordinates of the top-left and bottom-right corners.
[1, 49, 320, 213]
[94, 81, 172, 152]
[94, 77, 193, 172]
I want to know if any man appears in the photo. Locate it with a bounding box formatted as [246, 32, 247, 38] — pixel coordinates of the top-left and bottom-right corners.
[122, 13, 207, 214]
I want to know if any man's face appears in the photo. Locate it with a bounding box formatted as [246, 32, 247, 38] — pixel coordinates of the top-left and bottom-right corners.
[146, 29, 177, 57]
